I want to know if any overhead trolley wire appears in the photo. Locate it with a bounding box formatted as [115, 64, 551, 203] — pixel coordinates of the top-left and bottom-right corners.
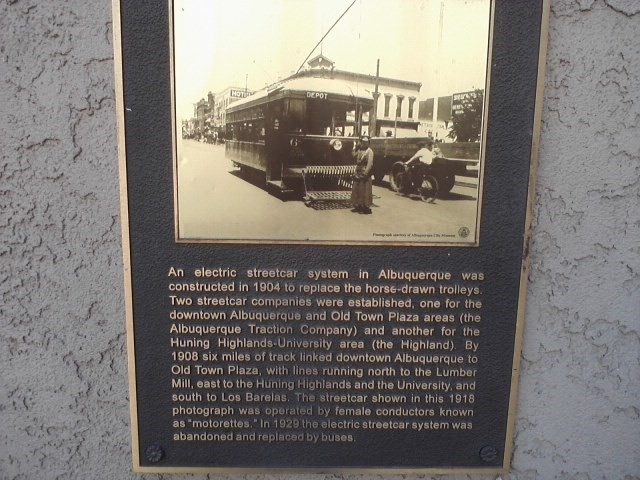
[295, 0, 358, 74]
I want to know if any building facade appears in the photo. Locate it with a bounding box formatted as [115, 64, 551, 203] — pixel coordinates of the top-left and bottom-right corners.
[291, 55, 422, 137]
[193, 91, 215, 134]
[212, 56, 483, 141]
[418, 90, 484, 142]
[214, 86, 254, 133]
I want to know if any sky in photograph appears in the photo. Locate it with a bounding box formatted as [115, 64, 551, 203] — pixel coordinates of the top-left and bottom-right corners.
[174, 0, 491, 119]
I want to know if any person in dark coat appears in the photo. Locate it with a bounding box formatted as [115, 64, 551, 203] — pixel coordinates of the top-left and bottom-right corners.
[351, 135, 374, 214]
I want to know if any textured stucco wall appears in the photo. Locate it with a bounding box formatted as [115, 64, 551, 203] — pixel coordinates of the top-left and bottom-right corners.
[1, 1, 638, 479]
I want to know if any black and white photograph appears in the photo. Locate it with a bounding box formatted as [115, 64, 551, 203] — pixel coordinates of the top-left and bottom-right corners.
[173, 0, 491, 245]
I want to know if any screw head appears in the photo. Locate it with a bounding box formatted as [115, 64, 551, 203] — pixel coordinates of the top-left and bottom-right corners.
[479, 445, 499, 463]
[145, 444, 165, 463]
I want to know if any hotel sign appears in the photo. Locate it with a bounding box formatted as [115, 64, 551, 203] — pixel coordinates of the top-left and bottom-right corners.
[230, 89, 253, 99]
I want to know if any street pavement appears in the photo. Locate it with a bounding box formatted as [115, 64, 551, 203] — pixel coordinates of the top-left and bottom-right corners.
[176, 140, 480, 245]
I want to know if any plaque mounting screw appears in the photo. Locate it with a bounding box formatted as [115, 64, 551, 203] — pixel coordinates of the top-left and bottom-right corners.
[145, 444, 165, 463]
[479, 445, 499, 463]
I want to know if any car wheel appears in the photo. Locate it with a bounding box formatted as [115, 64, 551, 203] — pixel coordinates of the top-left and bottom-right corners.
[439, 174, 455, 193]
[389, 162, 409, 192]
[420, 175, 439, 202]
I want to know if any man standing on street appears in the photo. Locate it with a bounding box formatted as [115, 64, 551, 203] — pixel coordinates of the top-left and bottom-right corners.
[351, 135, 374, 214]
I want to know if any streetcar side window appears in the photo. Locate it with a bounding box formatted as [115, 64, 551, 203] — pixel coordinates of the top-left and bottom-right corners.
[227, 106, 265, 143]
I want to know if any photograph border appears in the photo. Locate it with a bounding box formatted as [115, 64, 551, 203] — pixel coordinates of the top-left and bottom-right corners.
[170, 0, 493, 247]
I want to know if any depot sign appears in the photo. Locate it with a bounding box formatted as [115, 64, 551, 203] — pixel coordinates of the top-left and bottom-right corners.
[306, 91, 328, 100]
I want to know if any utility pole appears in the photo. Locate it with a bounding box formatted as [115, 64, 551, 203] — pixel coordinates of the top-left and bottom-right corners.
[355, 96, 360, 137]
[370, 59, 380, 137]
[432, 0, 445, 138]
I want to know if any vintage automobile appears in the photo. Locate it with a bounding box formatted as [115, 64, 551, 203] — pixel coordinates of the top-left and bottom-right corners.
[369, 137, 480, 195]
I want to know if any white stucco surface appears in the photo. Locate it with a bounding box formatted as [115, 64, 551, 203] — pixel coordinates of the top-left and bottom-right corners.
[1, 1, 638, 478]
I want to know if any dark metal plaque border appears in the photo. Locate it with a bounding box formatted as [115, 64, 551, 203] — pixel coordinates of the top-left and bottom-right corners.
[114, 0, 549, 473]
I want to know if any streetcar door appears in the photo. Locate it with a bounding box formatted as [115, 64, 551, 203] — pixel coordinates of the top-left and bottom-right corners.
[264, 99, 284, 181]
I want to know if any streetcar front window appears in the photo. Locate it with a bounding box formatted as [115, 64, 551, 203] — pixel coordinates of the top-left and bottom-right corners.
[306, 101, 365, 137]
[287, 99, 305, 132]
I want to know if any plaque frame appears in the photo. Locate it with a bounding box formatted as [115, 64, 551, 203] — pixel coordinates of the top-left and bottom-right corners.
[114, 0, 549, 474]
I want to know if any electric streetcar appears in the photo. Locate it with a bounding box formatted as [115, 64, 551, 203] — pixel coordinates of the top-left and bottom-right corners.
[225, 75, 373, 195]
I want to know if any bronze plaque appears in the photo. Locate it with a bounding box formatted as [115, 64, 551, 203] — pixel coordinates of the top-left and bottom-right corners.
[114, 0, 549, 473]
